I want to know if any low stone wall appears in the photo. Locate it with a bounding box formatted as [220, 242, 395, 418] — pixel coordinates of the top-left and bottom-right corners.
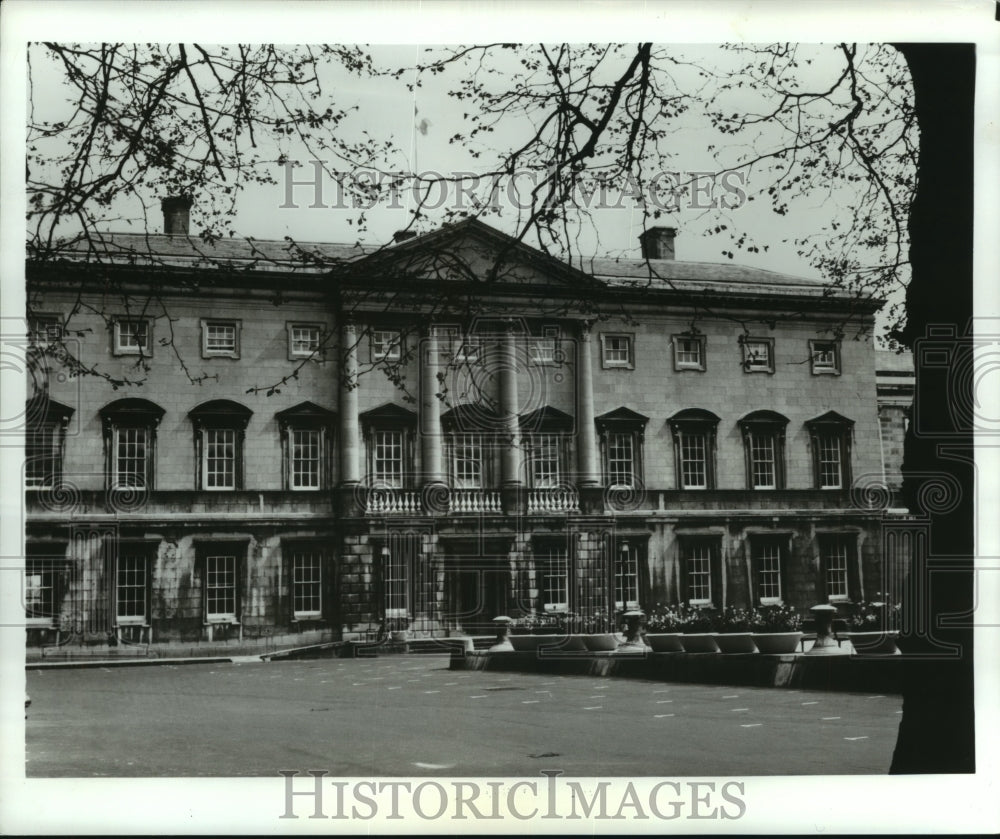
[451, 650, 902, 694]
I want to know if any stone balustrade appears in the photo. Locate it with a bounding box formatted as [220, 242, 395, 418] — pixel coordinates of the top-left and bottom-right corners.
[527, 488, 580, 513]
[364, 489, 422, 515]
[448, 489, 502, 514]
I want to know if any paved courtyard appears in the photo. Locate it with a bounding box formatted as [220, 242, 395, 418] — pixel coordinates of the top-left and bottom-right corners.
[26, 656, 902, 777]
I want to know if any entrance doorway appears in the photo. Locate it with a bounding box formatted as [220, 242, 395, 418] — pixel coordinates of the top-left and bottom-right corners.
[445, 557, 510, 635]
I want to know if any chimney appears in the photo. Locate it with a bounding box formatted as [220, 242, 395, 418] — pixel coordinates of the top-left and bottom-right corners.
[638, 226, 677, 260]
[393, 229, 417, 243]
[161, 196, 193, 236]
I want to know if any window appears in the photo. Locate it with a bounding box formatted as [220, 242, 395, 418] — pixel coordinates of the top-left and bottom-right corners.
[681, 539, 718, 606]
[205, 554, 238, 621]
[819, 534, 854, 602]
[288, 323, 323, 360]
[115, 427, 149, 488]
[669, 409, 720, 490]
[451, 433, 484, 489]
[277, 401, 335, 491]
[810, 340, 841, 375]
[24, 552, 67, 626]
[290, 547, 323, 619]
[596, 407, 648, 492]
[360, 403, 417, 490]
[751, 537, 786, 605]
[381, 543, 410, 619]
[113, 318, 152, 356]
[615, 541, 640, 609]
[100, 399, 165, 491]
[371, 329, 402, 362]
[739, 410, 788, 490]
[116, 549, 150, 625]
[530, 434, 561, 488]
[531, 326, 561, 364]
[672, 334, 706, 371]
[189, 400, 253, 491]
[201, 319, 240, 358]
[539, 545, 569, 612]
[600, 333, 634, 369]
[454, 335, 482, 364]
[28, 315, 63, 346]
[806, 411, 854, 490]
[742, 337, 774, 373]
[24, 396, 74, 490]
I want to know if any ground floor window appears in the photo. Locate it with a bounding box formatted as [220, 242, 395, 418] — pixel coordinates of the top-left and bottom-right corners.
[540, 546, 569, 612]
[751, 537, 786, 605]
[25, 558, 62, 624]
[383, 545, 409, 619]
[820, 534, 852, 602]
[291, 549, 323, 619]
[116, 551, 149, 624]
[205, 554, 238, 621]
[615, 541, 640, 610]
[680, 537, 720, 607]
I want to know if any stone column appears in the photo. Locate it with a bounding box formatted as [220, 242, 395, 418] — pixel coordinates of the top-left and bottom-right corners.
[338, 320, 361, 514]
[499, 322, 525, 515]
[576, 320, 602, 513]
[420, 326, 445, 488]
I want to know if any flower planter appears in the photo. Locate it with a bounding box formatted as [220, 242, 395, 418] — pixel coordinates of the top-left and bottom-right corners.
[713, 632, 758, 654]
[390, 630, 409, 643]
[508, 633, 577, 652]
[846, 631, 900, 656]
[581, 632, 623, 652]
[644, 632, 685, 653]
[751, 631, 803, 654]
[541, 634, 587, 653]
[679, 633, 720, 654]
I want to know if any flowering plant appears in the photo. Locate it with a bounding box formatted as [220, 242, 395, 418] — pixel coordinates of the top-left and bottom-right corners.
[675, 604, 717, 633]
[749, 604, 803, 633]
[508, 612, 566, 634]
[849, 594, 901, 631]
[716, 605, 753, 633]
[644, 603, 684, 632]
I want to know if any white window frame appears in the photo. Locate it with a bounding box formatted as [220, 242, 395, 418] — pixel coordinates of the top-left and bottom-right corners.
[373, 429, 405, 488]
[288, 323, 323, 360]
[113, 318, 152, 356]
[28, 315, 63, 346]
[615, 542, 640, 610]
[111, 426, 149, 490]
[25, 421, 60, 490]
[371, 329, 402, 362]
[821, 535, 851, 602]
[753, 539, 784, 605]
[607, 432, 635, 489]
[742, 337, 774, 373]
[25, 558, 60, 626]
[678, 430, 708, 490]
[289, 427, 323, 491]
[116, 551, 149, 625]
[530, 434, 562, 488]
[816, 433, 844, 489]
[531, 326, 560, 364]
[201, 319, 240, 359]
[291, 549, 323, 619]
[748, 431, 778, 490]
[810, 339, 841, 375]
[672, 334, 706, 371]
[454, 335, 482, 364]
[451, 432, 484, 489]
[205, 553, 238, 622]
[202, 427, 237, 491]
[685, 542, 714, 606]
[540, 546, 569, 613]
[383, 547, 409, 620]
[600, 333, 634, 369]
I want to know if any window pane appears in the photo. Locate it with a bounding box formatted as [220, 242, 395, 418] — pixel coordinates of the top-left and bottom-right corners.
[542, 547, 568, 611]
[292, 550, 322, 616]
[118, 320, 148, 351]
[384, 547, 408, 617]
[679, 432, 707, 489]
[607, 433, 634, 488]
[745, 340, 770, 369]
[676, 338, 701, 366]
[615, 544, 639, 608]
[291, 428, 321, 489]
[373, 430, 403, 487]
[291, 326, 320, 355]
[750, 432, 776, 489]
[25, 559, 58, 620]
[452, 433, 482, 488]
[372, 330, 401, 360]
[818, 434, 843, 488]
[25, 422, 59, 488]
[822, 536, 850, 600]
[531, 434, 560, 488]
[205, 428, 236, 489]
[756, 541, 783, 603]
[117, 553, 147, 620]
[206, 555, 237, 618]
[115, 426, 148, 488]
[604, 336, 630, 364]
[687, 543, 712, 604]
[206, 323, 236, 352]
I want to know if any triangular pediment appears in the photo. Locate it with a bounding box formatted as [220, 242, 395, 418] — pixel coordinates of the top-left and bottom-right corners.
[806, 409, 855, 428]
[596, 406, 649, 428]
[519, 405, 574, 432]
[342, 218, 602, 290]
[276, 401, 337, 428]
[359, 402, 417, 425]
[440, 403, 502, 432]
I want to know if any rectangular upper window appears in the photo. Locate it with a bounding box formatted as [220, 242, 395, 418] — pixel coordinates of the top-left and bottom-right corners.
[288, 323, 323, 359]
[201, 320, 240, 359]
[531, 326, 561, 364]
[672, 334, 706, 371]
[600, 333, 634, 369]
[810, 340, 841, 375]
[371, 329, 402, 362]
[113, 319, 152, 356]
[742, 337, 774, 373]
[28, 315, 63, 346]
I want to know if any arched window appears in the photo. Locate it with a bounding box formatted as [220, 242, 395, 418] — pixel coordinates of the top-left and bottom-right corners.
[738, 410, 790, 490]
[99, 398, 165, 489]
[668, 408, 721, 490]
[276, 401, 336, 491]
[806, 411, 855, 490]
[189, 400, 253, 491]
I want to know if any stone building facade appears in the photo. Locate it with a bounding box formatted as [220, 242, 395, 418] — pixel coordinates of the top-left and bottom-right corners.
[23, 209, 894, 652]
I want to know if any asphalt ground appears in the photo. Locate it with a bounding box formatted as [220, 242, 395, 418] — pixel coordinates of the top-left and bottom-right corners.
[25, 655, 902, 777]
